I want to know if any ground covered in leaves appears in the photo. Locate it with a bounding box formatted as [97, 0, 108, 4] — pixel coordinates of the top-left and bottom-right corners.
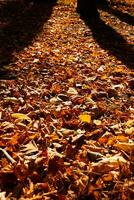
[0, 0, 134, 199]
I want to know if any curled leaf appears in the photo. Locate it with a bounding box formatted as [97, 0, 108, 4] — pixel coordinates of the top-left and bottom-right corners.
[87, 149, 104, 162]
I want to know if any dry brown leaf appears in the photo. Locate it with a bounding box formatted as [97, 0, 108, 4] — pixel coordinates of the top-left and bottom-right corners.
[92, 154, 128, 173]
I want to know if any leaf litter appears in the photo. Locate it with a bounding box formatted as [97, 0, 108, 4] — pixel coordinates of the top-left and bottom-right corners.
[0, 0, 134, 199]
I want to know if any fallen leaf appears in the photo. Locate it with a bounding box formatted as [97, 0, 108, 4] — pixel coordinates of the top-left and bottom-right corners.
[92, 154, 128, 173]
[114, 142, 134, 153]
[87, 149, 104, 162]
[1, 121, 14, 130]
[93, 119, 102, 126]
[79, 113, 91, 123]
[67, 87, 78, 95]
[21, 140, 39, 156]
[102, 173, 113, 182]
[11, 113, 31, 122]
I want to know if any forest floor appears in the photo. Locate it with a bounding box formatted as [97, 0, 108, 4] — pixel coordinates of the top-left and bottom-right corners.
[0, 0, 134, 199]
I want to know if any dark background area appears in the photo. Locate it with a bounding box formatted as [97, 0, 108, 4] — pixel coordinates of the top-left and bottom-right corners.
[0, 0, 57, 79]
[77, 0, 134, 69]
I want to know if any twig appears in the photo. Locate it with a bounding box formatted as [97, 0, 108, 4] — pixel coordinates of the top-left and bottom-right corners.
[0, 148, 16, 164]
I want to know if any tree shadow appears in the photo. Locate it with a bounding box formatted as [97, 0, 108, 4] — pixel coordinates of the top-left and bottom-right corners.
[0, 0, 57, 79]
[97, 0, 134, 26]
[109, 9, 134, 26]
[78, 8, 134, 69]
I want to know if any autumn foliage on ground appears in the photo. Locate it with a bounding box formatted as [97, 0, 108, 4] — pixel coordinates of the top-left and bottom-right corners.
[0, 0, 134, 199]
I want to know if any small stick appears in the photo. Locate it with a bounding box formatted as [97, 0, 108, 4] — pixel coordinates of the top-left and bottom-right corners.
[0, 148, 16, 164]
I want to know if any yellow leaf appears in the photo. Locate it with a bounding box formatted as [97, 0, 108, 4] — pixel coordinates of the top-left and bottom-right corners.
[114, 66, 126, 73]
[68, 78, 75, 83]
[93, 120, 102, 126]
[79, 114, 91, 123]
[82, 84, 90, 90]
[101, 75, 108, 80]
[86, 94, 92, 99]
[68, 55, 76, 62]
[125, 119, 134, 127]
[11, 113, 31, 122]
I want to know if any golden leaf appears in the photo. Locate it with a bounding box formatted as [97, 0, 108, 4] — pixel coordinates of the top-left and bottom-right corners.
[79, 114, 91, 123]
[11, 113, 31, 122]
[101, 75, 109, 80]
[68, 78, 75, 83]
[107, 135, 128, 146]
[114, 142, 134, 153]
